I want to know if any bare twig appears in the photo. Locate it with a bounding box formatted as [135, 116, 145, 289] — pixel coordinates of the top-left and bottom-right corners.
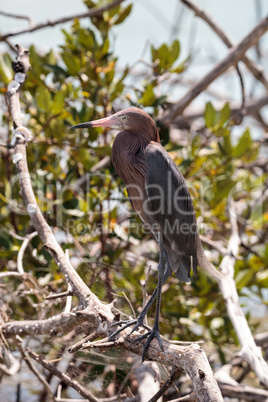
[68, 330, 102, 353]
[0, 0, 125, 41]
[27, 348, 98, 402]
[214, 363, 239, 386]
[181, 0, 268, 91]
[234, 63, 246, 122]
[0, 10, 34, 27]
[0, 345, 20, 376]
[160, 16, 268, 125]
[142, 265, 152, 326]
[46, 290, 74, 301]
[168, 393, 197, 402]
[219, 383, 268, 401]
[16, 337, 55, 401]
[17, 231, 38, 274]
[121, 291, 135, 319]
[199, 235, 230, 257]
[148, 367, 181, 402]
[255, 331, 268, 347]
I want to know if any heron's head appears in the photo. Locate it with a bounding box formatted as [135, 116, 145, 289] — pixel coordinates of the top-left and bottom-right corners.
[70, 107, 160, 141]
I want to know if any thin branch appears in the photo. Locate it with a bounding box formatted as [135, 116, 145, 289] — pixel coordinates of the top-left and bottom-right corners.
[181, 0, 268, 91]
[46, 290, 74, 301]
[199, 235, 230, 257]
[122, 291, 136, 319]
[219, 383, 268, 401]
[0, 345, 20, 376]
[68, 330, 102, 353]
[160, 16, 268, 125]
[142, 265, 152, 326]
[16, 337, 55, 402]
[0, 0, 125, 40]
[17, 231, 38, 274]
[169, 394, 197, 402]
[148, 367, 181, 402]
[173, 94, 268, 122]
[0, 10, 34, 26]
[255, 331, 268, 347]
[27, 348, 98, 402]
[233, 63, 246, 123]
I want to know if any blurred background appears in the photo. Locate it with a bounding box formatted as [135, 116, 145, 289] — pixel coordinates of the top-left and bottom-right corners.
[0, 1, 268, 400]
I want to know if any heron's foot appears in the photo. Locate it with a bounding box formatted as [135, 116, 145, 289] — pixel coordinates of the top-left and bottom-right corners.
[131, 324, 164, 362]
[109, 317, 150, 340]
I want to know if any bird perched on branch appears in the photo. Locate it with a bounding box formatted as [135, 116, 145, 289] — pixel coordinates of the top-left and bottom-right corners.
[71, 107, 222, 360]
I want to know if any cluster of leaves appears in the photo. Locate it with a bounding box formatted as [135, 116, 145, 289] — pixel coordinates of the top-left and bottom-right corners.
[0, 0, 267, 397]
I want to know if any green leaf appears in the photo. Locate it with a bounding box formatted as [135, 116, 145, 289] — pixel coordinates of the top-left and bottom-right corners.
[29, 45, 42, 76]
[36, 87, 52, 112]
[213, 177, 235, 204]
[235, 268, 254, 288]
[158, 44, 169, 68]
[170, 62, 186, 74]
[204, 102, 217, 128]
[44, 63, 69, 78]
[139, 84, 156, 106]
[233, 128, 252, 158]
[78, 29, 95, 47]
[62, 53, 81, 75]
[217, 103, 230, 127]
[170, 39, 180, 63]
[0, 53, 13, 84]
[52, 91, 65, 114]
[114, 4, 132, 25]
[0, 231, 12, 249]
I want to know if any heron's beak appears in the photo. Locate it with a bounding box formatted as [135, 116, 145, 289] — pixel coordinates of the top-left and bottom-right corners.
[70, 115, 118, 130]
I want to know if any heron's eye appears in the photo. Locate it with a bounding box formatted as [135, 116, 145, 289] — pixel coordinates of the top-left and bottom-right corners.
[121, 115, 128, 121]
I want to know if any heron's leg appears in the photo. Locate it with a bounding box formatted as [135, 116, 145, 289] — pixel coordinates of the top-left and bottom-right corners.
[109, 263, 171, 337]
[135, 233, 165, 360]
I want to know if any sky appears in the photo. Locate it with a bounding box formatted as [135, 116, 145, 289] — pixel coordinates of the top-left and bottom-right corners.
[0, 0, 267, 123]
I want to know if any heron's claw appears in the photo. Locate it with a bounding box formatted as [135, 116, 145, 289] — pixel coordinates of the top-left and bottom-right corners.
[109, 319, 164, 361]
[109, 318, 150, 340]
[131, 324, 164, 361]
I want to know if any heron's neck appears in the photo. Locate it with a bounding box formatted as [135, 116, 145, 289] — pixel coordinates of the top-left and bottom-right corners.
[142, 119, 160, 143]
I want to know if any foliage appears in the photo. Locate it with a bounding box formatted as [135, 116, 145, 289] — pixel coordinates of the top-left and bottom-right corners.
[0, 0, 267, 398]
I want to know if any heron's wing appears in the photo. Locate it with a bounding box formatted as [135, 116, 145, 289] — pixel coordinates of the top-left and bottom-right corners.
[144, 142, 198, 281]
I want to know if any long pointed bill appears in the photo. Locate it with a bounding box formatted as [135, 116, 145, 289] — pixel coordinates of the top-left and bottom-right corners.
[70, 115, 118, 130]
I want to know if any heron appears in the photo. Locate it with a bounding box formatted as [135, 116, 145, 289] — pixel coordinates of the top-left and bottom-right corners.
[71, 107, 222, 360]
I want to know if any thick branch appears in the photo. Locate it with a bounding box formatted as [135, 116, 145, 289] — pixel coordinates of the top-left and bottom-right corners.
[160, 16, 268, 125]
[217, 199, 268, 387]
[2, 312, 93, 337]
[0, 0, 125, 40]
[8, 46, 98, 307]
[181, 0, 268, 91]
